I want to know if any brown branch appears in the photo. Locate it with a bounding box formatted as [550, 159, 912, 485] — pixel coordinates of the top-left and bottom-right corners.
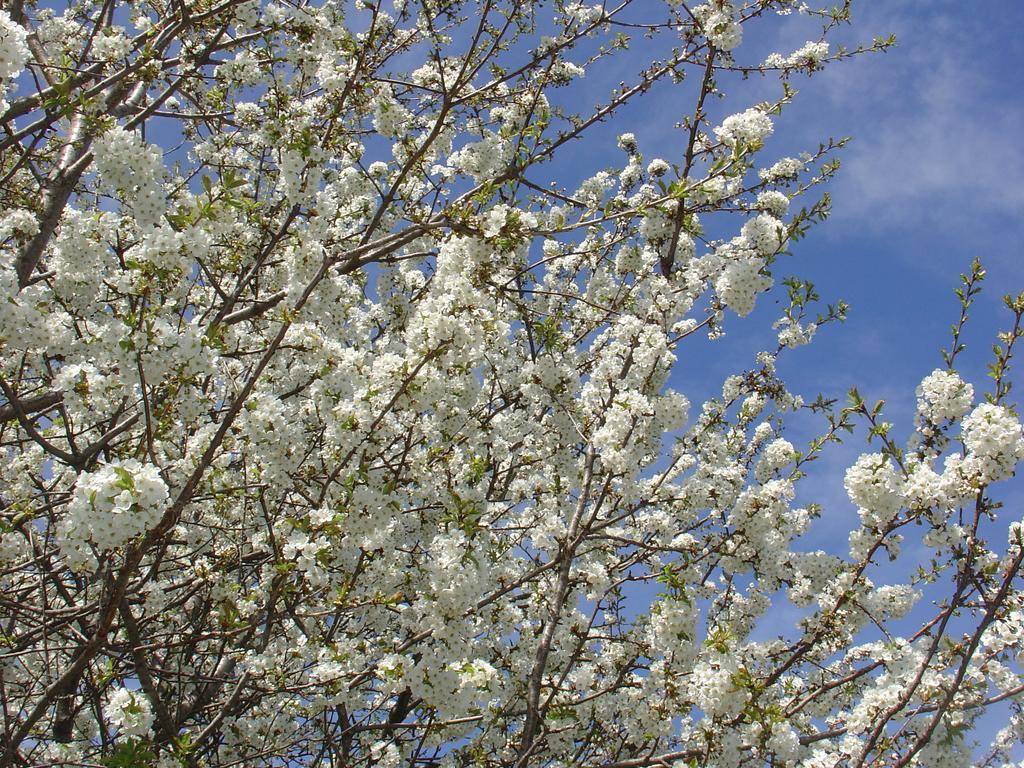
[0, 390, 62, 423]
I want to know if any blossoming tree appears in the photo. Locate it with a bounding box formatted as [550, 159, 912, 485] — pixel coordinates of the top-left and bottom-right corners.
[1, 0, 1022, 766]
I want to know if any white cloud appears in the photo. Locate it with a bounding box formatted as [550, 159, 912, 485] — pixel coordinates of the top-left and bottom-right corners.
[817, 9, 1024, 228]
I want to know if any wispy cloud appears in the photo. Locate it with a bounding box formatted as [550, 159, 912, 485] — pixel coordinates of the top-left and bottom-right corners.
[817, 8, 1024, 229]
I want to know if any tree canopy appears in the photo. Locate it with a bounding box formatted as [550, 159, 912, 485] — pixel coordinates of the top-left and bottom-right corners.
[1, 1, 1022, 766]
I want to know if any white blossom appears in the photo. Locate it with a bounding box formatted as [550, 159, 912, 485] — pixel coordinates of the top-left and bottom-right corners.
[694, 2, 743, 52]
[755, 189, 790, 216]
[916, 369, 974, 423]
[104, 688, 154, 738]
[61, 460, 169, 567]
[715, 257, 772, 316]
[0, 10, 29, 80]
[760, 156, 804, 181]
[93, 127, 166, 231]
[647, 158, 670, 177]
[845, 453, 903, 528]
[961, 403, 1024, 483]
[715, 108, 773, 148]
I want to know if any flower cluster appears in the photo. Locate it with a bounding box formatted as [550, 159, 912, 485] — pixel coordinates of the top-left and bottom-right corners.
[714, 107, 773, 148]
[755, 437, 795, 482]
[759, 156, 805, 181]
[92, 27, 131, 62]
[915, 369, 974, 424]
[104, 688, 155, 738]
[693, 2, 743, 52]
[92, 127, 167, 230]
[715, 257, 772, 316]
[687, 650, 745, 719]
[765, 40, 830, 71]
[755, 189, 790, 217]
[741, 213, 785, 255]
[60, 460, 169, 567]
[0, 10, 29, 80]
[961, 402, 1024, 483]
[565, 2, 604, 26]
[844, 453, 902, 529]
[0, 208, 39, 241]
[773, 315, 816, 347]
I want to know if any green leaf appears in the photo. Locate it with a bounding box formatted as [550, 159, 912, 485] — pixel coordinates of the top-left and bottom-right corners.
[102, 739, 156, 768]
[112, 466, 135, 492]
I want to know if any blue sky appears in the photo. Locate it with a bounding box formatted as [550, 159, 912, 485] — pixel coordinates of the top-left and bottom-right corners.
[768, 2, 1024, 399]
[543, 1, 1022, 415]
[753, 3, 1024, 533]
[629, 2, 1024, 522]
[546, 1, 1023, 551]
